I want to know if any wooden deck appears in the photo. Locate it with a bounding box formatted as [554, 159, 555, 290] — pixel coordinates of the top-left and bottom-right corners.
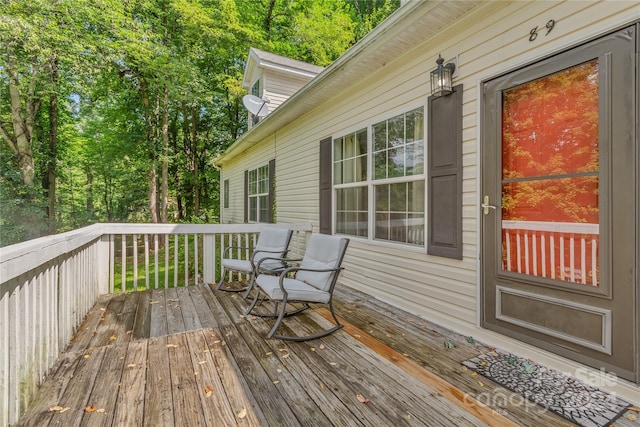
[17, 284, 638, 426]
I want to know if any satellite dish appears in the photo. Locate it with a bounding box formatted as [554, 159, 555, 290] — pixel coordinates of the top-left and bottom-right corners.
[242, 94, 270, 117]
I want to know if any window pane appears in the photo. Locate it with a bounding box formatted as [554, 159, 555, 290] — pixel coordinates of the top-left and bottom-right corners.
[334, 137, 343, 161]
[374, 152, 386, 180]
[334, 161, 343, 184]
[501, 60, 600, 286]
[356, 155, 367, 181]
[375, 213, 389, 240]
[375, 184, 388, 211]
[373, 122, 387, 151]
[335, 186, 368, 238]
[259, 195, 269, 222]
[388, 115, 404, 147]
[408, 180, 425, 212]
[249, 197, 257, 222]
[357, 129, 367, 154]
[406, 142, 424, 175]
[408, 213, 425, 245]
[389, 182, 407, 211]
[406, 108, 424, 143]
[388, 147, 405, 178]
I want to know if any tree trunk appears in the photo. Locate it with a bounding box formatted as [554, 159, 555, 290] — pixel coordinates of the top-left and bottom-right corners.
[47, 57, 58, 233]
[1, 54, 39, 186]
[161, 85, 169, 223]
[191, 104, 200, 217]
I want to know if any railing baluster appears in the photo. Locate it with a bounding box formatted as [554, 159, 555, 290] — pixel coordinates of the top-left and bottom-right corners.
[516, 232, 522, 273]
[145, 234, 149, 290]
[121, 234, 126, 293]
[559, 237, 565, 281]
[165, 234, 169, 288]
[174, 234, 179, 287]
[505, 231, 511, 271]
[154, 234, 159, 289]
[184, 234, 189, 286]
[109, 234, 114, 293]
[569, 235, 575, 282]
[194, 234, 199, 285]
[581, 236, 587, 285]
[550, 235, 556, 279]
[541, 234, 546, 278]
[591, 237, 597, 286]
[532, 232, 537, 276]
[133, 234, 138, 291]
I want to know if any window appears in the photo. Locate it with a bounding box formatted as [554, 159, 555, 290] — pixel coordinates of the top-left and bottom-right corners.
[373, 108, 425, 245]
[332, 108, 426, 246]
[248, 164, 269, 223]
[334, 129, 368, 237]
[223, 179, 229, 209]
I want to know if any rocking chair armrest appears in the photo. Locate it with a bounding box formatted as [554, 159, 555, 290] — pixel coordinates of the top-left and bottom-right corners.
[250, 249, 290, 263]
[223, 245, 252, 257]
[277, 266, 345, 293]
[254, 256, 302, 271]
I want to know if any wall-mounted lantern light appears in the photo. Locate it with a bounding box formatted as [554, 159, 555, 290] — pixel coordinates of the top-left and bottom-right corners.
[430, 54, 456, 97]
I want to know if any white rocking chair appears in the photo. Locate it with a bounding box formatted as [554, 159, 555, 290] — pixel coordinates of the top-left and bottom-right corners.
[215, 226, 293, 297]
[246, 233, 350, 341]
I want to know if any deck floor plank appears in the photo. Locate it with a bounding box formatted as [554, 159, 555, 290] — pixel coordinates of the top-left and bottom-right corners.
[66, 295, 111, 353]
[131, 289, 151, 340]
[47, 346, 107, 426]
[185, 329, 238, 426]
[18, 283, 633, 427]
[113, 340, 147, 426]
[166, 332, 207, 426]
[176, 286, 202, 332]
[293, 312, 485, 427]
[149, 289, 168, 337]
[16, 351, 81, 427]
[165, 288, 186, 335]
[144, 334, 175, 427]
[80, 343, 129, 427]
[220, 295, 335, 426]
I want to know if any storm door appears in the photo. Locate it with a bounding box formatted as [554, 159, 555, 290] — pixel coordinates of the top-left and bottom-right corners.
[481, 25, 638, 382]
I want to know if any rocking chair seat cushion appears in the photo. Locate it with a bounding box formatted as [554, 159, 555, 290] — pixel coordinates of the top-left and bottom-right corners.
[221, 258, 252, 273]
[255, 275, 331, 304]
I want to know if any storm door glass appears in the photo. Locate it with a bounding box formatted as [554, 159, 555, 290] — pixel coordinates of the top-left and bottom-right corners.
[501, 60, 600, 286]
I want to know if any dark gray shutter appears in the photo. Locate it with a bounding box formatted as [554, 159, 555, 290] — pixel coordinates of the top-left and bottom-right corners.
[243, 170, 248, 223]
[319, 137, 332, 234]
[268, 158, 275, 223]
[427, 85, 463, 259]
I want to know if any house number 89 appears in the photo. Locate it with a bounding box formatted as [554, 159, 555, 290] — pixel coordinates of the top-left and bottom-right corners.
[529, 19, 555, 41]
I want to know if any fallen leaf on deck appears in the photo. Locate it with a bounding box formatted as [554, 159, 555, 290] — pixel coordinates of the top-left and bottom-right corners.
[96, 408, 106, 413]
[629, 406, 640, 413]
[310, 347, 316, 352]
[213, 340, 221, 344]
[238, 408, 247, 419]
[319, 344, 325, 350]
[273, 380, 280, 384]
[329, 362, 337, 366]
[282, 352, 290, 359]
[478, 381, 484, 387]
[407, 414, 412, 420]
[126, 330, 132, 334]
[166, 344, 178, 348]
[127, 364, 136, 368]
[109, 335, 117, 341]
[265, 351, 272, 356]
[461, 365, 468, 371]
[471, 372, 478, 376]
[49, 406, 70, 413]
[626, 413, 637, 421]
[205, 386, 213, 398]
[83, 354, 90, 359]
[85, 406, 97, 413]
[199, 361, 207, 364]
[356, 394, 370, 404]
[354, 334, 361, 338]
[149, 301, 159, 304]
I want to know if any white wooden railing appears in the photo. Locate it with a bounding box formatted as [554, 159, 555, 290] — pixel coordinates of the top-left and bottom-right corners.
[502, 220, 599, 286]
[0, 222, 312, 426]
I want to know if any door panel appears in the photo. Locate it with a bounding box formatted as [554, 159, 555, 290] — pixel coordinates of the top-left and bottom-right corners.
[481, 25, 638, 382]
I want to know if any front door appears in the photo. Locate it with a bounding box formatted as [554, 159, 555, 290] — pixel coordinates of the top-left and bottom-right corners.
[481, 25, 638, 382]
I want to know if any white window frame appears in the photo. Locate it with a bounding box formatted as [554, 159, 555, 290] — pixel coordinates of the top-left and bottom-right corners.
[333, 105, 427, 247]
[248, 164, 269, 223]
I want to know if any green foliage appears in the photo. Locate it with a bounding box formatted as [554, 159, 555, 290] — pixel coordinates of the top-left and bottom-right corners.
[0, 0, 399, 246]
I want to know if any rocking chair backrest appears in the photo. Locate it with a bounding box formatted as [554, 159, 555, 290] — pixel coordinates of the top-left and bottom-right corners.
[296, 234, 349, 292]
[253, 227, 293, 269]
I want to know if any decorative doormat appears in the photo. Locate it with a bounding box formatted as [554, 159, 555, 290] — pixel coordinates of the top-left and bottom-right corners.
[462, 350, 631, 427]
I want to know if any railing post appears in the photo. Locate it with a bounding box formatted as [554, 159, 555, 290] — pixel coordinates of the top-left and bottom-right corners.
[97, 235, 111, 295]
[203, 234, 215, 284]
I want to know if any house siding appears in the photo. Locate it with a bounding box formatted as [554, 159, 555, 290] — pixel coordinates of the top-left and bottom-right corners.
[220, 0, 639, 400]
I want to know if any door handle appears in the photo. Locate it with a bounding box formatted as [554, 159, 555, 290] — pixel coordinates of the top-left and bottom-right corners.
[482, 195, 497, 215]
